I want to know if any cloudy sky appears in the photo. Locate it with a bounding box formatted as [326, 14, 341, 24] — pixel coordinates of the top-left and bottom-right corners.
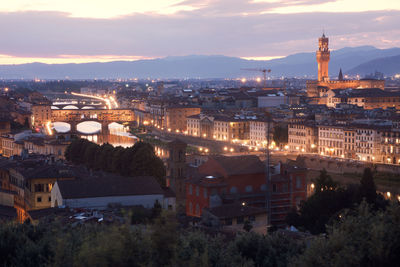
[0, 0, 399, 64]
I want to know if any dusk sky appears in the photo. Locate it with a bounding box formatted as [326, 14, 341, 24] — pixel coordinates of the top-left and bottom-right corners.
[1, 0, 399, 64]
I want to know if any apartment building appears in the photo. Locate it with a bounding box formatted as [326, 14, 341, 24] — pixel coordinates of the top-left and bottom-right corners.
[31, 105, 52, 128]
[164, 105, 201, 133]
[380, 128, 400, 164]
[213, 117, 230, 141]
[288, 120, 318, 153]
[343, 128, 356, 159]
[249, 118, 273, 148]
[318, 125, 344, 157]
[354, 126, 381, 162]
[187, 115, 201, 137]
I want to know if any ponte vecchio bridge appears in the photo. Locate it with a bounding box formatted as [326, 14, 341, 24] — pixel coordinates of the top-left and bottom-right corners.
[51, 108, 135, 134]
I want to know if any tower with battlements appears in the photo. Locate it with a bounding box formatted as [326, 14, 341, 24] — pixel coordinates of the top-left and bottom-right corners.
[307, 34, 385, 99]
[316, 33, 330, 82]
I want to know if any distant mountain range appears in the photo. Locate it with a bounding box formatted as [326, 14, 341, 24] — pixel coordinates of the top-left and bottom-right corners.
[0, 46, 399, 79]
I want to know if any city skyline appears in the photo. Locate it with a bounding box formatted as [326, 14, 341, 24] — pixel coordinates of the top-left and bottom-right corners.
[0, 0, 400, 64]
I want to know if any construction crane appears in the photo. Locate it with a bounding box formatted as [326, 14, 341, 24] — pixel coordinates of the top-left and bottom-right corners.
[241, 68, 271, 87]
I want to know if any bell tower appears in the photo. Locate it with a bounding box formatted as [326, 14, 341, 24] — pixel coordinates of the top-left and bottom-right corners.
[316, 33, 330, 82]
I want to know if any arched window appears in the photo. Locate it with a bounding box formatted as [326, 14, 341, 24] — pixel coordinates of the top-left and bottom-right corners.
[195, 204, 200, 215]
[189, 185, 193, 195]
[196, 186, 199, 196]
[245, 185, 253, 193]
[260, 184, 267, 191]
[189, 202, 193, 214]
[230, 186, 238, 194]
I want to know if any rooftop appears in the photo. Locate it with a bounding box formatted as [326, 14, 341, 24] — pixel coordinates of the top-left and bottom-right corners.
[57, 175, 164, 199]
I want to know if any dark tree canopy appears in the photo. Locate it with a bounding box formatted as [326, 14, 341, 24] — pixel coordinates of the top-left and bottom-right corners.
[359, 168, 377, 204]
[65, 139, 166, 185]
[287, 168, 387, 234]
[273, 124, 288, 145]
[312, 169, 339, 193]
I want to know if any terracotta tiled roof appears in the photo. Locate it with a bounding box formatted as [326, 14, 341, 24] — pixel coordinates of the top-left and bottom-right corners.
[208, 155, 265, 176]
[57, 176, 164, 199]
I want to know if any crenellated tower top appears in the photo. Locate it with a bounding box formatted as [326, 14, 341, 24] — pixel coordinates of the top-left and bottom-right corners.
[316, 33, 330, 81]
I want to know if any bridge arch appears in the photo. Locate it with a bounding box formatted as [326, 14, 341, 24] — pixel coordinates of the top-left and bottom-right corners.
[52, 122, 71, 133]
[81, 106, 95, 109]
[62, 105, 79, 109]
[76, 121, 102, 134]
[51, 106, 60, 110]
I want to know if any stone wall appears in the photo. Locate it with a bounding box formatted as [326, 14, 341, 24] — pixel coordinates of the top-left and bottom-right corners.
[295, 155, 400, 175]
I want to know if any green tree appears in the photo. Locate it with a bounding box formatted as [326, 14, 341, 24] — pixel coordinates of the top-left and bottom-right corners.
[130, 142, 166, 186]
[83, 142, 99, 169]
[227, 232, 305, 267]
[312, 169, 339, 193]
[151, 212, 178, 266]
[0, 223, 53, 267]
[73, 225, 151, 267]
[243, 220, 253, 232]
[359, 168, 377, 204]
[111, 146, 125, 174]
[151, 200, 163, 220]
[95, 143, 114, 171]
[286, 187, 355, 234]
[273, 124, 288, 146]
[291, 201, 400, 267]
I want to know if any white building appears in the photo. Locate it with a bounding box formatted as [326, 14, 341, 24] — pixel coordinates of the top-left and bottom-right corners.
[51, 176, 175, 210]
[318, 125, 344, 157]
[187, 115, 201, 137]
[249, 119, 272, 147]
[288, 121, 318, 153]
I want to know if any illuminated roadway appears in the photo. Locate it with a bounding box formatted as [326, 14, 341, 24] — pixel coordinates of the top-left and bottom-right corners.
[70, 92, 119, 109]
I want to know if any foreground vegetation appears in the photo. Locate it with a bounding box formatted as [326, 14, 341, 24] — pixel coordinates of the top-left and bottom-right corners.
[1, 200, 400, 267]
[287, 168, 388, 234]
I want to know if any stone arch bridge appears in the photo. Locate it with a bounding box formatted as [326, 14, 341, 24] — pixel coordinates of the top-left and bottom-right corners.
[51, 108, 135, 133]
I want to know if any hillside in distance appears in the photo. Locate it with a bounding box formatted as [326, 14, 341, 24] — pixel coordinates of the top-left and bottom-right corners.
[347, 55, 400, 76]
[0, 46, 399, 79]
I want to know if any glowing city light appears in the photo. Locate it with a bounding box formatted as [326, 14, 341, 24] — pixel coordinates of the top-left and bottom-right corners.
[46, 121, 53, 135]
